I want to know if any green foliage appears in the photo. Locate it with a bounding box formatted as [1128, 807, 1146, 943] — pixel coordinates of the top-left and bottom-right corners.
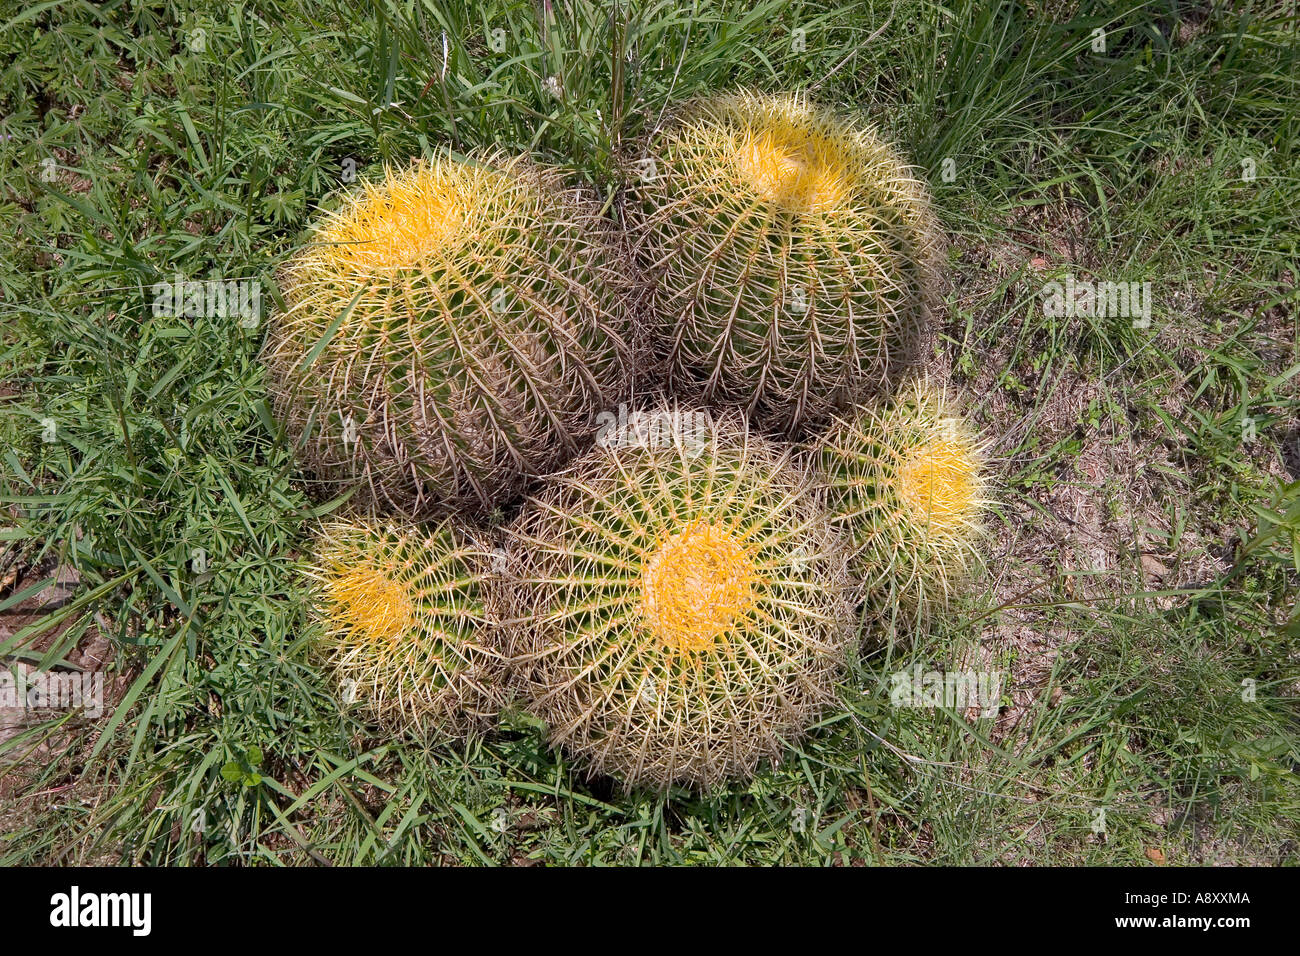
[222, 746, 264, 788]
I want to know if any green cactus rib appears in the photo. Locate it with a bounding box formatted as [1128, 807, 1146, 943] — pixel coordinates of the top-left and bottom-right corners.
[631, 91, 941, 435]
[262, 152, 636, 517]
[305, 516, 508, 738]
[813, 380, 991, 620]
[497, 408, 856, 791]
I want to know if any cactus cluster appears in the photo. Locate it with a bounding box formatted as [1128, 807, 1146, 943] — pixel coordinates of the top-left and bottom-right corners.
[499, 412, 854, 790]
[630, 91, 941, 434]
[263, 152, 634, 518]
[279, 92, 991, 791]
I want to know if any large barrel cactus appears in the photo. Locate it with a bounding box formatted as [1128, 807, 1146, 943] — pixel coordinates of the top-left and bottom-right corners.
[305, 517, 507, 737]
[631, 91, 940, 434]
[264, 153, 634, 517]
[813, 380, 989, 617]
[499, 408, 855, 790]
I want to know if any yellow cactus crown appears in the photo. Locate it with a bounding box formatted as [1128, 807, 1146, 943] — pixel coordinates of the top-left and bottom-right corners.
[322, 562, 415, 645]
[677, 91, 922, 217]
[639, 518, 761, 654]
[294, 154, 523, 278]
[893, 412, 986, 538]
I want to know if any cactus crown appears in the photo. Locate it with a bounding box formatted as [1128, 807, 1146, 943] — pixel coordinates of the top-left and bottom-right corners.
[311, 166, 466, 272]
[732, 123, 848, 213]
[292, 159, 508, 280]
[323, 562, 416, 644]
[640, 519, 760, 653]
[306, 518, 505, 736]
[895, 426, 984, 538]
[684, 93, 907, 219]
[501, 410, 854, 790]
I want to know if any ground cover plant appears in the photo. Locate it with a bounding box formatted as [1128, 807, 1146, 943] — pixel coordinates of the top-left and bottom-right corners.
[1, 0, 1297, 865]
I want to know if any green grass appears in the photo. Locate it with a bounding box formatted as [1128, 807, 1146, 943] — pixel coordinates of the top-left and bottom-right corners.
[1, 0, 1297, 865]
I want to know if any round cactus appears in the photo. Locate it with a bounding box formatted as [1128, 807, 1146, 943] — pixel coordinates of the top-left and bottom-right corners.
[630, 91, 940, 434]
[813, 380, 989, 616]
[263, 153, 635, 517]
[305, 517, 506, 737]
[499, 408, 855, 790]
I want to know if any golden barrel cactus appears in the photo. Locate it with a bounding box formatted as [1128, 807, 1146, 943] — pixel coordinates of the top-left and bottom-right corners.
[306, 517, 506, 737]
[263, 153, 635, 517]
[499, 408, 855, 790]
[813, 380, 989, 616]
[631, 91, 940, 434]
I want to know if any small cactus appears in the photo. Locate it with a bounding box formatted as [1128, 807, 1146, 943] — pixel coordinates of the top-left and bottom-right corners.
[630, 91, 941, 434]
[813, 380, 989, 617]
[263, 153, 634, 517]
[499, 408, 855, 790]
[305, 517, 506, 737]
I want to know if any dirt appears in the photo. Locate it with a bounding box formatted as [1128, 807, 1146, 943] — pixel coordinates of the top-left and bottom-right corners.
[0, 557, 126, 857]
